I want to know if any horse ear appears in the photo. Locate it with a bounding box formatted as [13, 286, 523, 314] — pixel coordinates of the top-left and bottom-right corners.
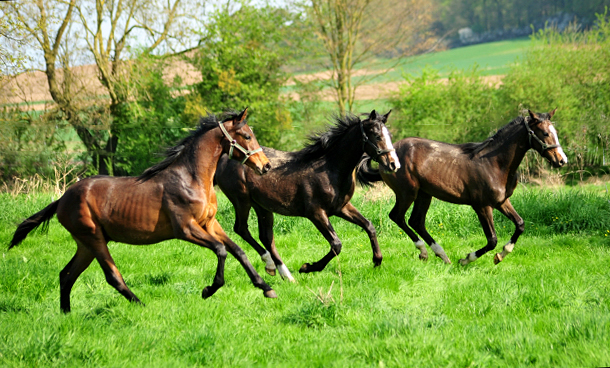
[383, 110, 392, 122]
[548, 107, 557, 119]
[528, 110, 541, 125]
[238, 107, 248, 123]
[369, 110, 377, 120]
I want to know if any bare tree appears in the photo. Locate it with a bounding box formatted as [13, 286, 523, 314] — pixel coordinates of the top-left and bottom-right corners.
[73, 0, 188, 174]
[309, 0, 437, 113]
[7, 0, 194, 175]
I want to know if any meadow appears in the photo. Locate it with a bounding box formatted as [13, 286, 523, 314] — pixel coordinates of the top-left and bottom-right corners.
[1, 184, 609, 367]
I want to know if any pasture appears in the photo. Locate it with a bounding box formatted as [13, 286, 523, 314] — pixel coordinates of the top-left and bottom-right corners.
[1, 184, 609, 367]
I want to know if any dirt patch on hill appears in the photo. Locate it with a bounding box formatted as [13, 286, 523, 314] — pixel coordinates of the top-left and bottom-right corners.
[1, 63, 503, 109]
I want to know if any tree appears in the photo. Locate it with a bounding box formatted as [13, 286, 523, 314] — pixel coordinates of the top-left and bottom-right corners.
[308, 0, 437, 113]
[6, 0, 193, 175]
[189, 2, 299, 148]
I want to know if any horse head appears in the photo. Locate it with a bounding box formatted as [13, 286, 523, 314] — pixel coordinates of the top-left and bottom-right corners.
[220, 107, 272, 175]
[361, 110, 401, 172]
[527, 109, 568, 168]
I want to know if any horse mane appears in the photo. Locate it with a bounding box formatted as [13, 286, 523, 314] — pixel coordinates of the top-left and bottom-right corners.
[292, 114, 363, 162]
[137, 111, 241, 182]
[462, 115, 529, 158]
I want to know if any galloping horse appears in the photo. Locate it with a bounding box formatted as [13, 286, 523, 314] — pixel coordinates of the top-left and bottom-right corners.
[9, 108, 277, 313]
[214, 110, 400, 281]
[357, 109, 567, 265]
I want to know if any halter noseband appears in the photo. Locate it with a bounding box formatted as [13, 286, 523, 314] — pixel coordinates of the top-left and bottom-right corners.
[218, 120, 263, 164]
[523, 118, 560, 152]
[359, 119, 395, 159]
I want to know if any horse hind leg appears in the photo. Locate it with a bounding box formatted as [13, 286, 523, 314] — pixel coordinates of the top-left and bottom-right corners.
[85, 237, 143, 305]
[409, 193, 451, 264]
[59, 243, 95, 313]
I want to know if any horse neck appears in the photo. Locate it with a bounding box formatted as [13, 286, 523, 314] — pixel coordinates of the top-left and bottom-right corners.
[189, 129, 224, 186]
[324, 125, 366, 174]
[486, 123, 531, 177]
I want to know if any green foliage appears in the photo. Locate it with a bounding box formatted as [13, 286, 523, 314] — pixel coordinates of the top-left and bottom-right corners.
[189, 3, 299, 148]
[0, 108, 68, 182]
[111, 55, 188, 176]
[390, 65, 499, 143]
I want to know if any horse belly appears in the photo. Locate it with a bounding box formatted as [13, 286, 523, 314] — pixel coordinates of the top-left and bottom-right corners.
[98, 183, 172, 244]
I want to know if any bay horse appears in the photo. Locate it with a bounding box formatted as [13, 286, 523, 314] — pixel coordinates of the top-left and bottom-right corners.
[214, 110, 400, 281]
[357, 109, 567, 265]
[9, 108, 277, 313]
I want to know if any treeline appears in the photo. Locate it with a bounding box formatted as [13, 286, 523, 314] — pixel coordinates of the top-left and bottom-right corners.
[434, 0, 609, 36]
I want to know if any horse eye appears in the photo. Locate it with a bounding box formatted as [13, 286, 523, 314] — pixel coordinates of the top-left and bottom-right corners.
[245, 134, 252, 140]
[543, 132, 549, 137]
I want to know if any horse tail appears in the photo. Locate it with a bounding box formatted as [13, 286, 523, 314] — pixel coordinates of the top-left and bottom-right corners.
[9, 200, 59, 250]
[356, 156, 383, 187]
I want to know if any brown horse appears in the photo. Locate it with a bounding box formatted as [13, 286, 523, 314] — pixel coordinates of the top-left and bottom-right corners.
[214, 111, 400, 281]
[357, 109, 567, 265]
[9, 108, 277, 313]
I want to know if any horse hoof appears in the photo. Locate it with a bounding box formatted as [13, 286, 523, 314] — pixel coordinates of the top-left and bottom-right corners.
[459, 258, 469, 266]
[202, 286, 215, 299]
[264, 290, 278, 298]
[494, 253, 503, 265]
[418, 254, 428, 261]
[266, 267, 276, 276]
[299, 263, 311, 273]
[373, 257, 383, 267]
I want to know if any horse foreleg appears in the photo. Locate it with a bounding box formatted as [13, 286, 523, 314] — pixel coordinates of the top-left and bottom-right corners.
[210, 220, 277, 298]
[232, 202, 276, 276]
[176, 219, 228, 298]
[299, 212, 341, 273]
[459, 206, 498, 265]
[388, 193, 426, 260]
[493, 199, 525, 264]
[337, 202, 382, 267]
[254, 205, 294, 282]
[409, 193, 451, 264]
[59, 242, 95, 313]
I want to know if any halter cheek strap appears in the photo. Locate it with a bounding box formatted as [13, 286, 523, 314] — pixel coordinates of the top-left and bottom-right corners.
[359, 119, 395, 159]
[218, 121, 263, 164]
[523, 119, 561, 152]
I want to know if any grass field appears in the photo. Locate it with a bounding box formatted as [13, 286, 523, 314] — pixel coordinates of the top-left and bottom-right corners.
[1, 184, 610, 367]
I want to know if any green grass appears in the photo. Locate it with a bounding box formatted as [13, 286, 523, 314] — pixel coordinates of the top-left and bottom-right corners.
[1, 185, 610, 367]
[288, 38, 531, 89]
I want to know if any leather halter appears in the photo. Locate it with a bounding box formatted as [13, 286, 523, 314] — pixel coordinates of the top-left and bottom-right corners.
[359, 119, 395, 159]
[218, 120, 263, 164]
[523, 118, 561, 152]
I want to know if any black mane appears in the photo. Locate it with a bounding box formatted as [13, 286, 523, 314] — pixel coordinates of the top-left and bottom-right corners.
[462, 114, 537, 158]
[292, 114, 364, 162]
[137, 111, 241, 182]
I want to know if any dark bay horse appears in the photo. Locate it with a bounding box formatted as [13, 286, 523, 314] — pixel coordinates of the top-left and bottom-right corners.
[214, 110, 400, 281]
[357, 109, 567, 265]
[9, 108, 277, 313]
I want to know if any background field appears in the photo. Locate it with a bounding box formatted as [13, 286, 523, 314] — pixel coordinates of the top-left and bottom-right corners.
[1, 185, 609, 367]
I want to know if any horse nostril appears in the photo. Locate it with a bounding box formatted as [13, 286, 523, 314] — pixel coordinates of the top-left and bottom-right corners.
[263, 162, 272, 173]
